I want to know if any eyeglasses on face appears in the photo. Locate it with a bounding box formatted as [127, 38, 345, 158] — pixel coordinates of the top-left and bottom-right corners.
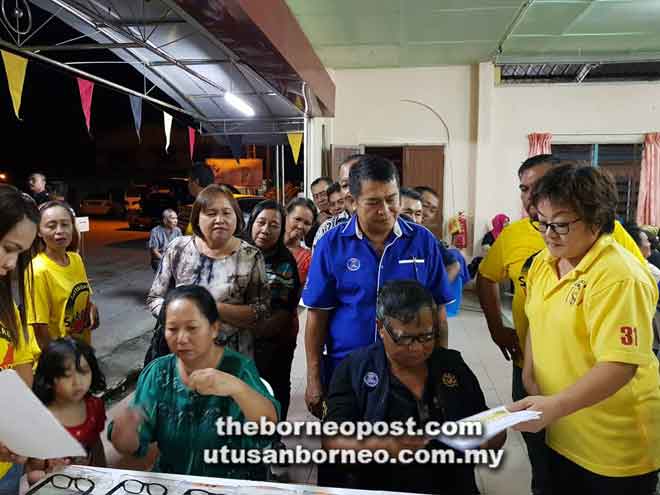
[531, 218, 581, 235]
[105, 479, 168, 495]
[383, 322, 435, 346]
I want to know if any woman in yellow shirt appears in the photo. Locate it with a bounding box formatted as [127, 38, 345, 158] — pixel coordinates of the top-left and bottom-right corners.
[27, 201, 98, 350]
[512, 164, 660, 494]
[0, 185, 41, 495]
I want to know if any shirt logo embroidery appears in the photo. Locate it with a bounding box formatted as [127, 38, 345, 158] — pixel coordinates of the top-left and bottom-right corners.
[442, 372, 458, 387]
[364, 371, 379, 388]
[346, 257, 361, 272]
[566, 280, 587, 306]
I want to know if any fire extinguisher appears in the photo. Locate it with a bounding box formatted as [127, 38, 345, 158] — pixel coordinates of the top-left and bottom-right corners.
[452, 211, 468, 249]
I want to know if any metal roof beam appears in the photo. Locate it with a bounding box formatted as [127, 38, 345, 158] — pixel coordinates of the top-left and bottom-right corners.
[23, 42, 143, 51]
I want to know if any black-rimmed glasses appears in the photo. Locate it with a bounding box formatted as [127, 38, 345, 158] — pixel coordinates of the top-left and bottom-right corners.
[105, 479, 168, 495]
[531, 218, 581, 235]
[383, 322, 435, 346]
[26, 474, 95, 494]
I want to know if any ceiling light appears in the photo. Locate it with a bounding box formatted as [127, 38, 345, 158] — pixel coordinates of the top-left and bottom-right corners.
[224, 92, 255, 117]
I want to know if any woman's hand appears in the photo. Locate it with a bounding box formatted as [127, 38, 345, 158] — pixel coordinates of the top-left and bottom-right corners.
[0, 442, 27, 464]
[87, 302, 100, 330]
[110, 407, 144, 454]
[509, 395, 565, 433]
[189, 368, 242, 397]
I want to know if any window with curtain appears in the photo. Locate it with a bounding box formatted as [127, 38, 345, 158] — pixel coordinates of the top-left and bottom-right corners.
[553, 143, 643, 223]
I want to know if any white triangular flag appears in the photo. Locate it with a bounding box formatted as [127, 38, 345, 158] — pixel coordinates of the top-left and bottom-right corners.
[163, 111, 173, 152]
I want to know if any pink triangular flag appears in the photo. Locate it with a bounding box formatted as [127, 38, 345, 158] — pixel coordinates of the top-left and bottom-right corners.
[188, 127, 195, 160]
[77, 78, 94, 134]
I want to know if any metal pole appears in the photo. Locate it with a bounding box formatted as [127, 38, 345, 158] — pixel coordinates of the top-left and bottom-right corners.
[281, 145, 286, 205]
[0, 38, 207, 122]
[275, 145, 280, 205]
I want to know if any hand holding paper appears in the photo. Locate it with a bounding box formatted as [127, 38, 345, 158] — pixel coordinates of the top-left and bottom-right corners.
[436, 405, 542, 451]
[0, 370, 87, 459]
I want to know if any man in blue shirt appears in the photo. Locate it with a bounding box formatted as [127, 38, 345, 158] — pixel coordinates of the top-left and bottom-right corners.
[302, 155, 453, 418]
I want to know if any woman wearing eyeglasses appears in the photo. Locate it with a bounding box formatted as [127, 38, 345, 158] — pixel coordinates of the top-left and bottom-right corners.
[511, 164, 660, 494]
[322, 280, 504, 494]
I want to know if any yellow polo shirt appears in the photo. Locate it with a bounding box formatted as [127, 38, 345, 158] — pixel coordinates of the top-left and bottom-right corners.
[525, 235, 660, 477]
[479, 219, 644, 368]
[26, 252, 94, 345]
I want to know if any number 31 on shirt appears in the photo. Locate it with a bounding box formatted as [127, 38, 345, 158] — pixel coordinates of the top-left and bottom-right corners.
[620, 326, 638, 346]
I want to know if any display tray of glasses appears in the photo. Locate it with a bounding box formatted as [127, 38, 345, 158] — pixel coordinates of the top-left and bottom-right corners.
[25, 465, 418, 495]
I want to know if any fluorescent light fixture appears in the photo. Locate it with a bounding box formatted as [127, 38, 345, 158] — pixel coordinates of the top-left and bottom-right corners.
[224, 92, 255, 117]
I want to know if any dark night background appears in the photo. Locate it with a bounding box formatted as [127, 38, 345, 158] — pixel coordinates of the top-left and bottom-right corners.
[0, 3, 303, 195]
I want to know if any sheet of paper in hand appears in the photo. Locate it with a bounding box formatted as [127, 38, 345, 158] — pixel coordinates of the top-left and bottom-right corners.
[0, 369, 87, 458]
[435, 405, 542, 451]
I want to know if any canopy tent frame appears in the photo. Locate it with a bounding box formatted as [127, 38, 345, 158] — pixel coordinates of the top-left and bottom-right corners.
[0, 0, 309, 139]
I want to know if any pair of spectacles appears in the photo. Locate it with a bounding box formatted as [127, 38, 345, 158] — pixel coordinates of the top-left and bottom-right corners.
[27, 474, 94, 494]
[106, 479, 167, 495]
[531, 218, 581, 235]
[383, 322, 435, 346]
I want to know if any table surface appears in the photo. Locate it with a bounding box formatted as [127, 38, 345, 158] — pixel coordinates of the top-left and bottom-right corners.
[28, 465, 417, 495]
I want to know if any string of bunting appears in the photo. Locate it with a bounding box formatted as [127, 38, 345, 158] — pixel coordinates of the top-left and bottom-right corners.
[0, 49, 199, 160]
[0, 50, 302, 165]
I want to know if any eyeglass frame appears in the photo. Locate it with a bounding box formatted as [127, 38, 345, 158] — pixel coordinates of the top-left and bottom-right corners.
[381, 321, 436, 346]
[531, 218, 582, 235]
[182, 489, 230, 495]
[26, 473, 95, 495]
[104, 478, 168, 495]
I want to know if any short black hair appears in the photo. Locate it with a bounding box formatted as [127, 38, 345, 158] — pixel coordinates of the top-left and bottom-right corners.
[326, 182, 341, 197]
[349, 155, 399, 198]
[623, 222, 645, 247]
[162, 284, 221, 327]
[376, 280, 436, 325]
[311, 176, 332, 190]
[518, 154, 560, 178]
[400, 187, 422, 201]
[246, 199, 286, 251]
[33, 337, 106, 405]
[531, 162, 616, 234]
[189, 162, 215, 188]
[286, 197, 318, 224]
[414, 186, 438, 199]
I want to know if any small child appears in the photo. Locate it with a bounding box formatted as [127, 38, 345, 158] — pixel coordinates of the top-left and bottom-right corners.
[28, 338, 107, 483]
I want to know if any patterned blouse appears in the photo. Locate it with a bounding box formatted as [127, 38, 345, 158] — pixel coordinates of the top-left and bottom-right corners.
[146, 236, 270, 358]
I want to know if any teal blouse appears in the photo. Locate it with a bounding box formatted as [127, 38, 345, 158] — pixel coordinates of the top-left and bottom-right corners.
[116, 348, 280, 480]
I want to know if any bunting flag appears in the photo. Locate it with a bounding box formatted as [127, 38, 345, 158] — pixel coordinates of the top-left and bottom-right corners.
[227, 135, 242, 163]
[163, 111, 173, 152]
[76, 78, 94, 134]
[287, 132, 303, 164]
[129, 95, 142, 142]
[1, 50, 28, 120]
[188, 127, 195, 161]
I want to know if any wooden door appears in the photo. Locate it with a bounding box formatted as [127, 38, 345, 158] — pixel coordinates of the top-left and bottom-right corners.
[403, 145, 445, 225]
[331, 145, 361, 181]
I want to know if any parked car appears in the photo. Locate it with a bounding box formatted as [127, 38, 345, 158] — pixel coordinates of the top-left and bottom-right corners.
[128, 192, 178, 230]
[80, 193, 124, 217]
[129, 191, 265, 231]
[124, 185, 146, 213]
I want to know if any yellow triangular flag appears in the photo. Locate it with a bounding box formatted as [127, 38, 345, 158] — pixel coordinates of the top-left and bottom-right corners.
[1, 50, 28, 120]
[287, 132, 303, 164]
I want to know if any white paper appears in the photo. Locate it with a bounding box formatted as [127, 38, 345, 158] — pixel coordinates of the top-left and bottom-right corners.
[436, 405, 542, 451]
[0, 370, 87, 458]
[75, 216, 90, 233]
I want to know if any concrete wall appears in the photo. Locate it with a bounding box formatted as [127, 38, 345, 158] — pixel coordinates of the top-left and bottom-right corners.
[325, 64, 660, 253]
